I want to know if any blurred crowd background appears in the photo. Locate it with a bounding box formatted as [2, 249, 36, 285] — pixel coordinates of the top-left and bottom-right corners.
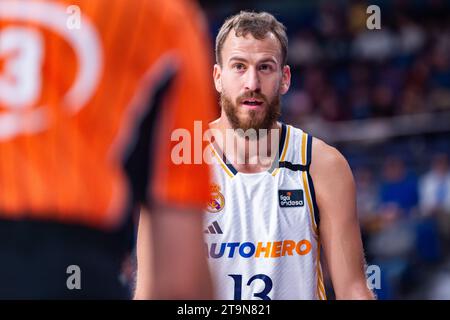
[199, 0, 450, 299]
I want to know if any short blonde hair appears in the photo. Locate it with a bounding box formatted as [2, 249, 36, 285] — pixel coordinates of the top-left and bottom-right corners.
[215, 11, 288, 66]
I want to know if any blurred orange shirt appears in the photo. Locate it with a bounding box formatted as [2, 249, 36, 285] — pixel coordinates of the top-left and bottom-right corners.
[0, 0, 215, 230]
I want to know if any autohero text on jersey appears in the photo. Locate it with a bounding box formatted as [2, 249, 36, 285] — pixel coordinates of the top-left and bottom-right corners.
[205, 239, 312, 259]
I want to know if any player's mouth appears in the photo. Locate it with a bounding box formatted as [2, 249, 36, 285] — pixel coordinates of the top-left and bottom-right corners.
[241, 98, 264, 110]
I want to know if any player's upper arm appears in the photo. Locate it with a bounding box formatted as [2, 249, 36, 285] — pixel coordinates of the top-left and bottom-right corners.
[310, 138, 374, 299]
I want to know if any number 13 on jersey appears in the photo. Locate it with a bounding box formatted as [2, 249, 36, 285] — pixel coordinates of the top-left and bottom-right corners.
[228, 274, 273, 300]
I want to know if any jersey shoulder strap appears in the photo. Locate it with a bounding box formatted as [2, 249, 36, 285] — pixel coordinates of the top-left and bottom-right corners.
[280, 125, 314, 171]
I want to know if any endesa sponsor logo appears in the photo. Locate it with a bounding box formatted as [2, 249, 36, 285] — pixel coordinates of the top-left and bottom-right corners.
[206, 239, 312, 259]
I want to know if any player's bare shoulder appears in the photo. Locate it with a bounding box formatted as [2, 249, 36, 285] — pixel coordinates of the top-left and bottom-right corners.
[311, 138, 351, 172]
[309, 137, 356, 202]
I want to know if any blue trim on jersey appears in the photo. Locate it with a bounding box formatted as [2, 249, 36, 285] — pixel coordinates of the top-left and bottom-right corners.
[210, 139, 238, 176]
[223, 155, 238, 176]
[306, 134, 320, 227]
[268, 123, 288, 174]
[306, 134, 312, 167]
[278, 123, 287, 158]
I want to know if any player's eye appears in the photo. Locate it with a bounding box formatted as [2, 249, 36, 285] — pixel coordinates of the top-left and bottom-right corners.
[233, 63, 246, 71]
[259, 64, 273, 71]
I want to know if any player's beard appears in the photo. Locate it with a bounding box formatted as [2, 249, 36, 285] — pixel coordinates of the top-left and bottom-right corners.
[220, 91, 281, 138]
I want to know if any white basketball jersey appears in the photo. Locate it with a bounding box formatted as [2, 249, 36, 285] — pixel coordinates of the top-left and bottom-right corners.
[204, 124, 326, 300]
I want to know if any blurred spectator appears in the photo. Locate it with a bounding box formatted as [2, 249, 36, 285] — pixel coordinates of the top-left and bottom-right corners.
[317, 1, 345, 38]
[319, 87, 346, 121]
[352, 28, 397, 62]
[303, 66, 328, 107]
[369, 157, 422, 299]
[283, 89, 314, 125]
[379, 156, 419, 218]
[430, 40, 450, 89]
[407, 55, 431, 88]
[350, 62, 371, 86]
[355, 167, 380, 237]
[350, 84, 371, 119]
[399, 85, 428, 115]
[289, 30, 322, 66]
[396, 15, 426, 56]
[429, 88, 450, 112]
[348, 3, 368, 35]
[372, 84, 396, 118]
[419, 153, 450, 215]
[419, 153, 450, 246]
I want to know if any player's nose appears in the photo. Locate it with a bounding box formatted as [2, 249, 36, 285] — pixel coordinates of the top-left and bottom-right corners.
[243, 67, 261, 92]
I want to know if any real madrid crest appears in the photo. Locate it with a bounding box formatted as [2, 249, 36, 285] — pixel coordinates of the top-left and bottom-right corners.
[207, 184, 225, 213]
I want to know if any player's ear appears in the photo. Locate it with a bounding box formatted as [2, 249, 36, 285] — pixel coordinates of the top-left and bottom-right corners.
[213, 64, 222, 93]
[280, 65, 291, 95]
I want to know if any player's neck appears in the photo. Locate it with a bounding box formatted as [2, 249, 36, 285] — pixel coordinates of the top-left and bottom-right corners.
[209, 117, 281, 173]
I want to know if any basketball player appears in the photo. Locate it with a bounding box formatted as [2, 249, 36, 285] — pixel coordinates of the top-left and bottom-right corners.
[0, 0, 214, 299]
[203, 11, 375, 300]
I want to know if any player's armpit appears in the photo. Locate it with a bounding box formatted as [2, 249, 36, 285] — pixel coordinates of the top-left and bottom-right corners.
[310, 138, 375, 300]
